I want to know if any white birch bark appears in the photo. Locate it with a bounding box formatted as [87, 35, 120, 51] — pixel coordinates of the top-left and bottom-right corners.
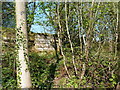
[65, 1, 78, 75]
[57, 3, 70, 78]
[15, 0, 32, 88]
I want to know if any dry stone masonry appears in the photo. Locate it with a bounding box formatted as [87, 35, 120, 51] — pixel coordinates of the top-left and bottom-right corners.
[2, 28, 57, 51]
[34, 33, 55, 51]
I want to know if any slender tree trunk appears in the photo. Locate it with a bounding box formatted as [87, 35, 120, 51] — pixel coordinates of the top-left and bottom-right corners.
[0, 2, 2, 88]
[85, 1, 94, 62]
[15, 0, 32, 88]
[117, 2, 120, 52]
[57, 3, 70, 78]
[65, 1, 77, 75]
[115, 2, 120, 85]
[77, 3, 83, 56]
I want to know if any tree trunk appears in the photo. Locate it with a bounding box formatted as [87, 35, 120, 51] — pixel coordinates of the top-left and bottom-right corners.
[117, 1, 120, 52]
[0, 2, 2, 88]
[56, 3, 70, 78]
[117, 1, 120, 84]
[65, 1, 78, 75]
[15, 0, 32, 88]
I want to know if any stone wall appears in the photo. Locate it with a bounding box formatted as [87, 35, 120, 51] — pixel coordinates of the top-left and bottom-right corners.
[34, 33, 56, 51]
[2, 28, 57, 51]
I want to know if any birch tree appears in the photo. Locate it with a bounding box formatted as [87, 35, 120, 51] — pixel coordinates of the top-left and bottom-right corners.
[56, 2, 70, 78]
[65, 1, 78, 76]
[15, 0, 32, 88]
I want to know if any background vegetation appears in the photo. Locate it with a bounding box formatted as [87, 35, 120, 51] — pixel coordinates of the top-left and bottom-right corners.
[2, 1, 120, 89]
